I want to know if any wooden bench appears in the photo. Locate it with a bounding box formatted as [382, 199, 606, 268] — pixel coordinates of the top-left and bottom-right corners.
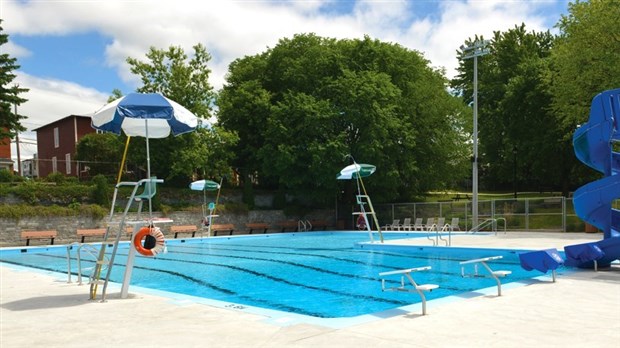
[76, 228, 107, 243]
[277, 220, 298, 232]
[309, 220, 329, 231]
[211, 223, 235, 236]
[170, 225, 198, 238]
[245, 222, 269, 234]
[21, 230, 57, 246]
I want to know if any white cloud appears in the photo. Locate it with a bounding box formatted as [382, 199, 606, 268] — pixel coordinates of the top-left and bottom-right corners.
[3, 0, 566, 137]
[14, 72, 108, 131]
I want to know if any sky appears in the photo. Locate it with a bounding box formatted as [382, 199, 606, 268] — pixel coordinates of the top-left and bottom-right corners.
[1, 0, 571, 163]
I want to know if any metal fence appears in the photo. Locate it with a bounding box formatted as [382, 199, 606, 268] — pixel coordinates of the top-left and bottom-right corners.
[374, 197, 589, 232]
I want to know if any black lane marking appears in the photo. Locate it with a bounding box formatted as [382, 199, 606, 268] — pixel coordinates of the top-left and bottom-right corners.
[174, 241, 520, 266]
[163, 247, 471, 291]
[22, 253, 413, 306]
[0, 257, 330, 317]
[169, 243, 511, 279]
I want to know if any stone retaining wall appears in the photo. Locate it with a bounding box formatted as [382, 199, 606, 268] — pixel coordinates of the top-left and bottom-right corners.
[0, 209, 336, 247]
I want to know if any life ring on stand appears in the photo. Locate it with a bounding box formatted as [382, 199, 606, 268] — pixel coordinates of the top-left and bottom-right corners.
[356, 214, 367, 230]
[133, 226, 165, 256]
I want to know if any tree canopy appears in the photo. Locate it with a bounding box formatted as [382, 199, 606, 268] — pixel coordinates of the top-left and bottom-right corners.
[452, 25, 563, 193]
[550, 0, 620, 191]
[218, 34, 470, 205]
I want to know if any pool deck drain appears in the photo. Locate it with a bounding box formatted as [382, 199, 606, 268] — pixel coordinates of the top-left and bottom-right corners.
[2, 232, 619, 347]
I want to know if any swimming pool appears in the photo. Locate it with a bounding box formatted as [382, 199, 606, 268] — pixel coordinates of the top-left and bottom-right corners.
[0, 232, 559, 319]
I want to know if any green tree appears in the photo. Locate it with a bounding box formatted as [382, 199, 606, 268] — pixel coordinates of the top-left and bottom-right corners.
[452, 25, 558, 193]
[550, 0, 620, 193]
[219, 34, 470, 204]
[125, 44, 237, 183]
[75, 133, 124, 179]
[0, 20, 29, 141]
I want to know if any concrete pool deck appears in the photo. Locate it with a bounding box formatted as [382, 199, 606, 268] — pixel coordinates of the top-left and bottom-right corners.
[1, 232, 619, 347]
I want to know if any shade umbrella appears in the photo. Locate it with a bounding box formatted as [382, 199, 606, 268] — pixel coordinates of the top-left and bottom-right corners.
[90, 92, 205, 180]
[190, 179, 223, 236]
[336, 163, 376, 180]
[190, 179, 220, 191]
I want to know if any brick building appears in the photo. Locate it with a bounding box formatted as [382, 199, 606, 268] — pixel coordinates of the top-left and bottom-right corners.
[0, 136, 13, 172]
[34, 115, 95, 178]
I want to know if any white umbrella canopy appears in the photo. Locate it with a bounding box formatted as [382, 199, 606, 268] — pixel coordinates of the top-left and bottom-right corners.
[336, 163, 376, 180]
[189, 180, 221, 191]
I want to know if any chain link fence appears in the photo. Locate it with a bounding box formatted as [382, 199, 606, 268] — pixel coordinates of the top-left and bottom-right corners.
[372, 197, 590, 232]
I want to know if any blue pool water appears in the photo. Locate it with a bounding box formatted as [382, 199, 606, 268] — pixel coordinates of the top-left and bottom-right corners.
[0, 232, 559, 318]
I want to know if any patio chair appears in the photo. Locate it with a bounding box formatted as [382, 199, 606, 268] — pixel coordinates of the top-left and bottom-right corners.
[450, 217, 461, 231]
[400, 218, 413, 231]
[436, 217, 446, 230]
[423, 217, 435, 230]
[382, 219, 400, 231]
[412, 218, 424, 231]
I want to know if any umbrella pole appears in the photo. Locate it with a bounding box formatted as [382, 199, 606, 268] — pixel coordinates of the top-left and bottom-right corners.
[145, 119, 152, 220]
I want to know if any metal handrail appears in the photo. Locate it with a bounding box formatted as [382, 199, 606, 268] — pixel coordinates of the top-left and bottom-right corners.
[426, 224, 437, 246]
[298, 219, 312, 232]
[438, 224, 451, 246]
[469, 218, 498, 234]
[66, 243, 108, 285]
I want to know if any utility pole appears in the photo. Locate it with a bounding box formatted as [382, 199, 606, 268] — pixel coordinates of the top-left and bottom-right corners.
[461, 40, 490, 229]
[14, 84, 22, 176]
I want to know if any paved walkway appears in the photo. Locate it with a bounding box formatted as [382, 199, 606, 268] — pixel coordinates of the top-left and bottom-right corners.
[1, 232, 619, 347]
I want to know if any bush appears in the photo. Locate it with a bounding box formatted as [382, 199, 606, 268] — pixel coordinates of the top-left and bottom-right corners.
[0, 203, 107, 219]
[91, 174, 111, 207]
[0, 169, 14, 182]
[45, 172, 67, 184]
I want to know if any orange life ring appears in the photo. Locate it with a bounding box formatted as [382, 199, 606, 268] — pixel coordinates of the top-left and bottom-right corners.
[133, 226, 165, 256]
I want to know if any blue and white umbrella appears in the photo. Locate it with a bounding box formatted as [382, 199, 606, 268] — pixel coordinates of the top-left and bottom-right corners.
[89, 93, 207, 179]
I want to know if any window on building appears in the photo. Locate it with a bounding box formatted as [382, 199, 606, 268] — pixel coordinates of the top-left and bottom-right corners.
[54, 127, 59, 148]
[65, 153, 71, 174]
[52, 156, 57, 173]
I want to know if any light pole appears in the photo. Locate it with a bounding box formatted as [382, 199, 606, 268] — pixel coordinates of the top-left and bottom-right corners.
[461, 40, 490, 228]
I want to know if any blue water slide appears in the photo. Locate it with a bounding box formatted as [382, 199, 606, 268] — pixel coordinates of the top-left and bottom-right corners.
[568, 88, 620, 268]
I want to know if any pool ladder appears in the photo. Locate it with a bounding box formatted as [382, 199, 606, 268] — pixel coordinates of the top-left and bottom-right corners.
[426, 223, 453, 246]
[298, 220, 312, 231]
[65, 243, 109, 286]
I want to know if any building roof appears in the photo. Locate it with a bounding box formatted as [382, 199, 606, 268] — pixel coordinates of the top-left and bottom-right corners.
[32, 115, 92, 131]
